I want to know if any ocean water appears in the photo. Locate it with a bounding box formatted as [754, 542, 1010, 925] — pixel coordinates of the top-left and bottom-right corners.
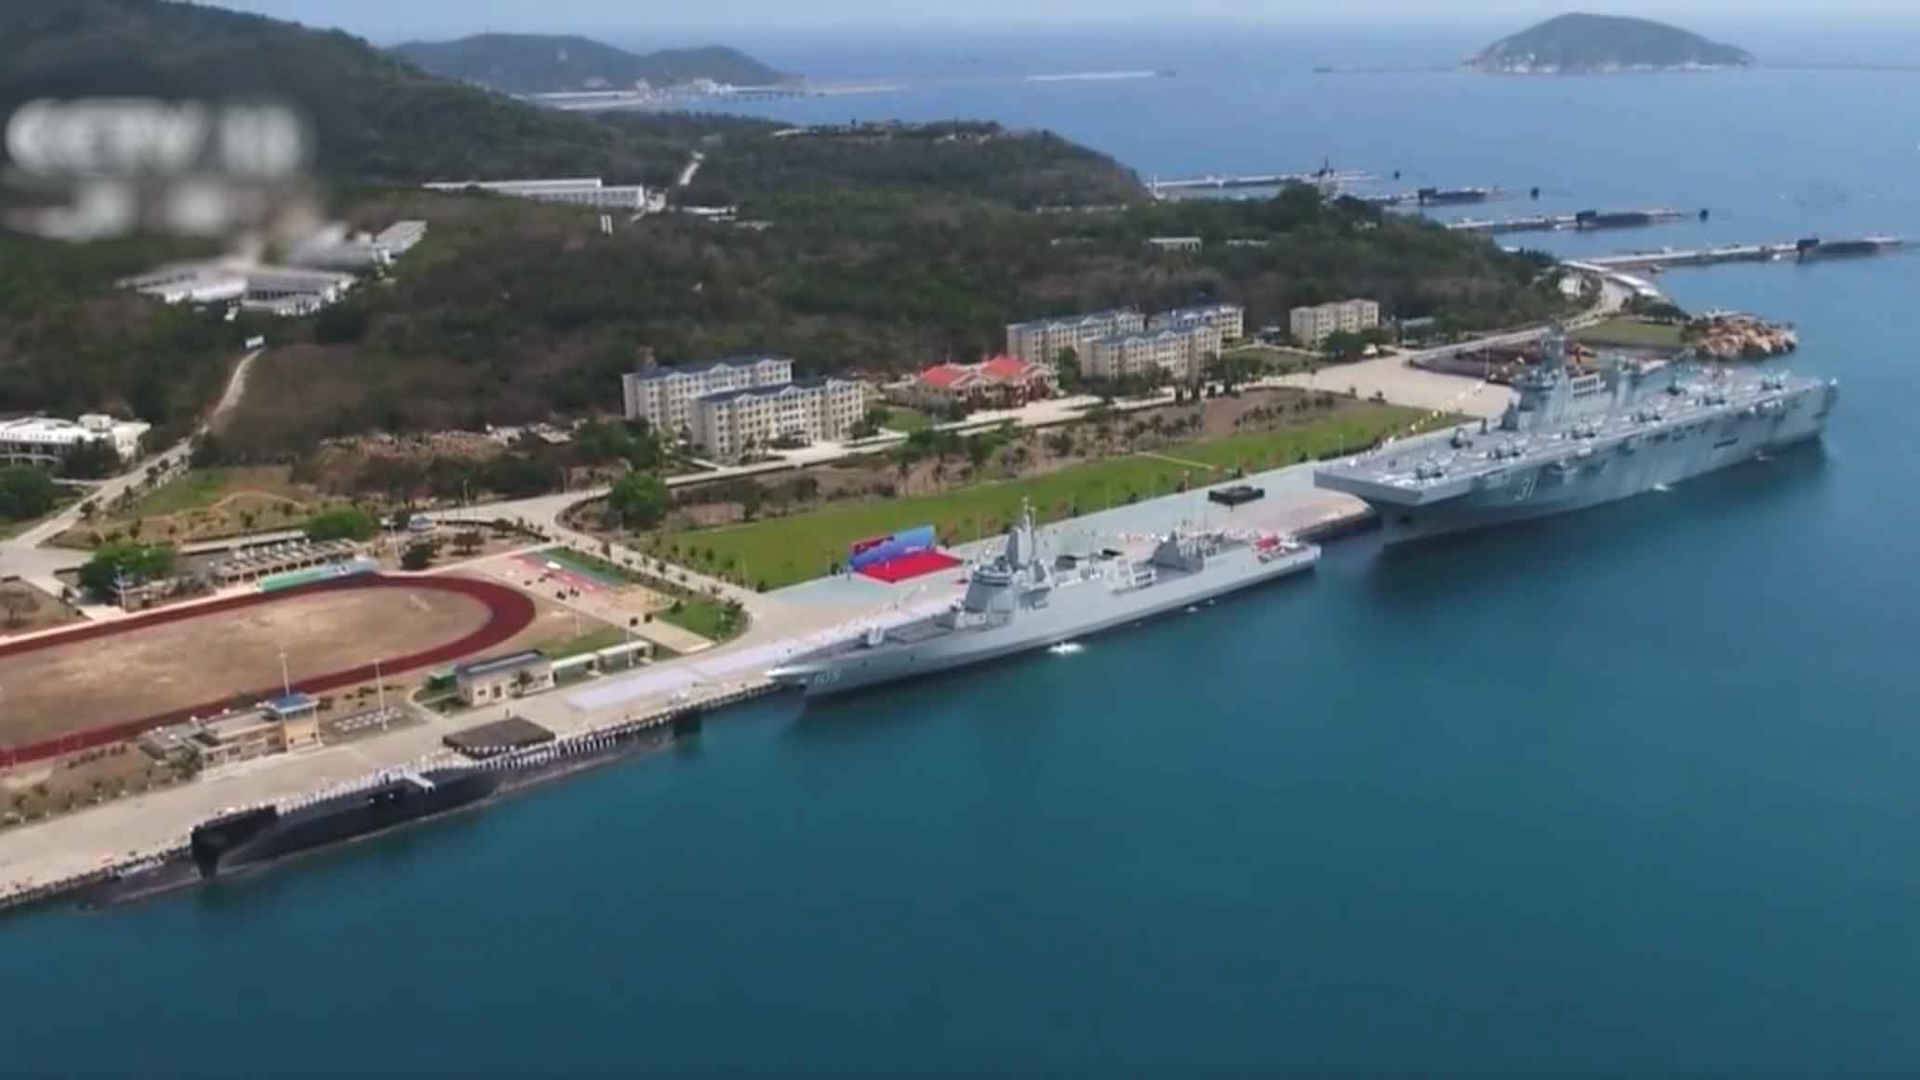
[9, 31, 1920, 1078]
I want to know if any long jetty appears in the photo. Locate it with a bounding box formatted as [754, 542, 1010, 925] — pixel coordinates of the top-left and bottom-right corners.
[1583, 236, 1906, 271]
[0, 679, 784, 916]
[1448, 208, 1689, 235]
[1148, 169, 1373, 196]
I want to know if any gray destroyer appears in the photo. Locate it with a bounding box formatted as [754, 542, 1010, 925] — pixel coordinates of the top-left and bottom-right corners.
[1315, 329, 1837, 542]
[767, 502, 1318, 697]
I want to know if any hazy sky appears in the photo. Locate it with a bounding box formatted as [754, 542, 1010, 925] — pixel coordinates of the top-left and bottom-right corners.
[211, 0, 1917, 45]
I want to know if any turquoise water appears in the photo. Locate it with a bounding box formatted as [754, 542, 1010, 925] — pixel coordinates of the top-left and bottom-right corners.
[9, 37, 1920, 1077]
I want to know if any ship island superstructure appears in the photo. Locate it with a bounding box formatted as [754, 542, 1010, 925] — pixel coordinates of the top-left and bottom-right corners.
[1315, 328, 1838, 542]
[768, 500, 1319, 697]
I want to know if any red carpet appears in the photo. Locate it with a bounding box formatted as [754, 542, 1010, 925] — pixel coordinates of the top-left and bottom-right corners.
[856, 549, 963, 583]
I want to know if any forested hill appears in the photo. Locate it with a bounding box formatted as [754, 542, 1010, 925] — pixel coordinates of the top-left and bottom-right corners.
[1468, 13, 1753, 73]
[390, 35, 787, 93]
[0, 0, 687, 185]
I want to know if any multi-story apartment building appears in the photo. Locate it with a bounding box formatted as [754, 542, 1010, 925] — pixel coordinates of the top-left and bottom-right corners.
[1288, 299, 1381, 346]
[1004, 308, 1144, 367]
[1082, 322, 1223, 383]
[622, 356, 794, 438]
[1150, 302, 1245, 343]
[690, 377, 869, 461]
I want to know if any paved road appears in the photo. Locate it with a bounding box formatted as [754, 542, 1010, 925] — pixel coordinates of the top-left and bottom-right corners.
[0, 349, 264, 595]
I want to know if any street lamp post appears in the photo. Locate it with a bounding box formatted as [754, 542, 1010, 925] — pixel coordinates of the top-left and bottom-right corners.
[278, 649, 292, 698]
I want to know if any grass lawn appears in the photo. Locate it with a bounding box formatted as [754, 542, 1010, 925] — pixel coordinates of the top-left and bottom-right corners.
[657, 595, 743, 641]
[536, 626, 627, 658]
[657, 404, 1428, 589]
[1573, 318, 1686, 350]
[1225, 344, 1318, 375]
[122, 466, 313, 519]
[880, 406, 935, 433]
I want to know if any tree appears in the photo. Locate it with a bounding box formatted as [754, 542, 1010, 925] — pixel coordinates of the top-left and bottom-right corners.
[1321, 330, 1369, 362]
[189, 432, 229, 469]
[1055, 347, 1081, 391]
[304, 506, 378, 542]
[608, 472, 671, 530]
[0, 466, 58, 522]
[451, 529, 484, 556]
[77, 541, 177, 600]
[400, 542, 434, 571]
[61, 439, 122, 480]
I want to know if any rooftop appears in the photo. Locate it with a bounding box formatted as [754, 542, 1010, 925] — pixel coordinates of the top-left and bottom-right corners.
[1007, 307, 1140, 331]
[626, 355, 793, 383]
[454, 650, 550, 680]
[699, 376, 855, 404]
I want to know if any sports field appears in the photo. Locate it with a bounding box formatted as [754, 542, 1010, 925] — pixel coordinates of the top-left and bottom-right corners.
[0, 575, 534, 761]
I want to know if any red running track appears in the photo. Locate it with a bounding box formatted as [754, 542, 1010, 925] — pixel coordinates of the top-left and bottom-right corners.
[0, 574, 535, 765]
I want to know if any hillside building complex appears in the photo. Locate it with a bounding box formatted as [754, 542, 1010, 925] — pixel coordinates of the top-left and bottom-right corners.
[0, 414, 149, 469]
[1150, 303, 1245, 343]
[689, 377, 869, 461]
[117, 261, 357, 317]
[1083, 322, 1223, 383]
[1289, 299, 1381, 346]
[422, 178, 649, 211]
[623, 356, 795, 438]
[1005, 309, 1145, 367]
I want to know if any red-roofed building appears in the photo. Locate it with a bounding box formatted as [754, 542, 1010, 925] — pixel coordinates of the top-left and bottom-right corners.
[904, 356, 1056, 412]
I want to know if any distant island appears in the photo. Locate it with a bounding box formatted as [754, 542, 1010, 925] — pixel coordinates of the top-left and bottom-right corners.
[389, 34, 789, 94]
[1466, 13, 1754, 74]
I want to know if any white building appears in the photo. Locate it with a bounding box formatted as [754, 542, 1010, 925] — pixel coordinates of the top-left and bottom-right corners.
[1005, 308, 1145, 367]
[622, 356, 795, 439]
[1150, 302, 1245, 343]
[1082, 322, 1222, 383]
[422, 178, 649, 211]
[453, 651, 556, 706]
[286, 220, 428, 271]
[118, 261, 355, 316]
[0, 414, 149, 469]
[1146, 236, 1204, 253]
[1289, 299, 1382, 346]
[690, 377, 868, 461]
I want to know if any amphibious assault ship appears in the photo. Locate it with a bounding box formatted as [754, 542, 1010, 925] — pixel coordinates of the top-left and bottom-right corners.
[767, 501, 1319, 697]
[1315, 328, 1837, 542]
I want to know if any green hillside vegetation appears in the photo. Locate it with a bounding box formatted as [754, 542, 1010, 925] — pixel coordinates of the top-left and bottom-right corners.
[390, 35, 786, 93]
[216, 174, 1568, 459]
[0, 230, 240, 444]
[2, 0, 1570, 479]
[1468, 13, 1753, 72]
[0, 0, 690, 185]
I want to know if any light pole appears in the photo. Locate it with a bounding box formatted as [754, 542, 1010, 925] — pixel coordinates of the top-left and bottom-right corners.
[373, 656, 386, 726]
[278, 649, 292, 698]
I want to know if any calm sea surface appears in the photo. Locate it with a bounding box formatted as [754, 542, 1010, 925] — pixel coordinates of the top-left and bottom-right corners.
[9, 30, 1920, 1077]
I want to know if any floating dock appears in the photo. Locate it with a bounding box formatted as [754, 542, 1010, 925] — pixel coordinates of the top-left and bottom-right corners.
[1449, 208, 1690, 235]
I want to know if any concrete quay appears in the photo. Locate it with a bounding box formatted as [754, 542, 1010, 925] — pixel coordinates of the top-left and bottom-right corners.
[0, 446, 1402, 911]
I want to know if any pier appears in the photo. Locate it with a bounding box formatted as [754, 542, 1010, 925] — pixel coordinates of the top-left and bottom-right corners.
[1448, 208, 1690, 235]
[1579, 235, 1906, 271]
[1148, 169, 1372, 197]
